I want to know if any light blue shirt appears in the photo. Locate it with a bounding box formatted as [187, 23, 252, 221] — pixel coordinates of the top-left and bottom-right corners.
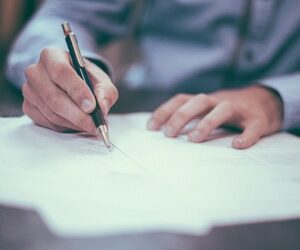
[6, 0, 300, 130]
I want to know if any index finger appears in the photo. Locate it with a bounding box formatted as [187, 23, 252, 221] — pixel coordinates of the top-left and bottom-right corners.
[40, 47, 96, 113]
[26, 63, 96, 133]
[148, 94, 192, 130]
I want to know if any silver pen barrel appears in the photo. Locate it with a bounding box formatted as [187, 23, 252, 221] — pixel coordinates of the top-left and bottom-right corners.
[98, 125, 111, 149]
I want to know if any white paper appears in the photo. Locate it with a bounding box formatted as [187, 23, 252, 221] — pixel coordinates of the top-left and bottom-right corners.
[0, 113, 299, 237]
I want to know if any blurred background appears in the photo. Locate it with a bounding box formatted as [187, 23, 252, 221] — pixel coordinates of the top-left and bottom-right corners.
[0, 0, 137, 116]
[0, 0, 40, 116]
[0, 0, 40, 71]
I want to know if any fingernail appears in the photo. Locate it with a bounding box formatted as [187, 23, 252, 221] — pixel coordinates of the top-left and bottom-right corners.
[237, 138, 243, 145]
[147, 120, 158, 130]
[81, 99, 93, 113]
[163, 125, 175, 137]
[233, 137, 246, 149]
[188, 130, 201, 141]
[236, 137, 245, 145]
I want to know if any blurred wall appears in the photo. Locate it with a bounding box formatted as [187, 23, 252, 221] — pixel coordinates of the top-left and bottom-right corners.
[0, 0, 138, 83]
[0, 0, 41, 69]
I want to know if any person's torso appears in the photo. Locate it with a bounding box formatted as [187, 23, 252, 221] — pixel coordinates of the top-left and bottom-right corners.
[125, 0, 300, 94]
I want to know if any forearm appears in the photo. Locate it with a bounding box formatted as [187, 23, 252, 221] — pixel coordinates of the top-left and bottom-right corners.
[5, 0, 134, 88]
[261, 73, 300, 130]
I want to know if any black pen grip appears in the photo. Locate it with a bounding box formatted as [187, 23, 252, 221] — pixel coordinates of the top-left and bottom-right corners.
[81, 68, 106, 126]
[65, 36, 106, 127]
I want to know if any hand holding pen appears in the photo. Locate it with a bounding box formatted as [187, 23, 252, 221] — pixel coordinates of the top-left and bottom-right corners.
[62, 22, 112, 148]
[22, 23, 118, 147]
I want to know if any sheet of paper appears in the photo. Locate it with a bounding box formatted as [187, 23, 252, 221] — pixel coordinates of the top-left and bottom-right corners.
[0, 113, 299, 237]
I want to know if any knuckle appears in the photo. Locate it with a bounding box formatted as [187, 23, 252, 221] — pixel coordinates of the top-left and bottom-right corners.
[40, 47, 54, 63]
[25, 64, 37, 80]
[174, 93, 190, 102]
[220, 100, 235, 116]
[195, 93, 210, 103]
[197, 93, 207, 99]
[220, 100, 232, 110]
[195, 94, 217, 107]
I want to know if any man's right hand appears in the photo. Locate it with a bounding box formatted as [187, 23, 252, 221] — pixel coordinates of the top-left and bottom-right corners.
[22, 47, 118, 133]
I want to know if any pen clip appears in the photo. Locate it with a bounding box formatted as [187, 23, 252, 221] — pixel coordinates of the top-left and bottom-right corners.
[69, 34, 85, 67]
[62, 22, 85, 67]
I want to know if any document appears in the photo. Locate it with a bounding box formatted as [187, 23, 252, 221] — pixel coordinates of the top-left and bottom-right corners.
[0, 113, 299, 236]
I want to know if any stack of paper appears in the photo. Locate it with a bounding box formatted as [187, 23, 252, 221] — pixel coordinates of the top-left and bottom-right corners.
[0, 113, 299, 236]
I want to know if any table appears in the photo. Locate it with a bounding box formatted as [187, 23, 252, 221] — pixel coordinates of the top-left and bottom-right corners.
[0, 77, 300, 250]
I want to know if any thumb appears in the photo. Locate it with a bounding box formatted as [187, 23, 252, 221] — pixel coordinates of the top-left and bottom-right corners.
[85, 60, 119, 116]
[232, 122, 264, 149]
[93, 79, 118, 116]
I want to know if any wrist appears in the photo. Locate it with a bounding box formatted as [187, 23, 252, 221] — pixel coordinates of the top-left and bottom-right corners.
[253, 85, 284, 129]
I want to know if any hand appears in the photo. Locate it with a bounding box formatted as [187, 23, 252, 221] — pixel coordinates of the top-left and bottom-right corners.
[147, 86, 283, 149]
[22, 47, 118, 133]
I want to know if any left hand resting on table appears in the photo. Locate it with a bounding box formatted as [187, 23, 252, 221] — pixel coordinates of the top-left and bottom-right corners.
[147, 86, 283, 149]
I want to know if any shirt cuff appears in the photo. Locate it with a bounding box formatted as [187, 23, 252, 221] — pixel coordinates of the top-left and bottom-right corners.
[260, 73, 300, 130]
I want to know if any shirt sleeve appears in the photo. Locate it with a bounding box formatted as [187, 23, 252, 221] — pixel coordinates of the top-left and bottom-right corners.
[5, 0, 135, 88]
[260, 73, 300, 130]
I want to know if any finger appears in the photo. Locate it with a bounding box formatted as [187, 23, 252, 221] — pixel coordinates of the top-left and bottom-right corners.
[188, 101, 234, 142]
[85, 59, 119, 115]
[147, 94, 192, 131]
[25, 64, 96, 133]
[22, 83, 81, 132]
[232, 121, 264, 149]
[23, 100, 68, 132]
[163, 94, 216, 137]
[40, 47, 96, 113]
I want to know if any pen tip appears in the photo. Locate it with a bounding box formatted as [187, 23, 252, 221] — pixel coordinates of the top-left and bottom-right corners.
[104, 138, 111, 149]
[98, 126, 111, 150]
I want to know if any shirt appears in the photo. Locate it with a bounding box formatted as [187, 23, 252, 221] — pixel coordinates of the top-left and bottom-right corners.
[5, 0, 300, 129]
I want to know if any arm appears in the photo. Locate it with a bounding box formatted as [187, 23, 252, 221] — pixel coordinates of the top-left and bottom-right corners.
[147, 73, 300, 149]
[148, 85, 284, 149]
[148, 72, 300, 148]
[6, 0, 134, 134]
[6, 0, 135, 88]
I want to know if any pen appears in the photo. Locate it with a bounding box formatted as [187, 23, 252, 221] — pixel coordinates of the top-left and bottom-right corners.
[61, 21, 111, 148]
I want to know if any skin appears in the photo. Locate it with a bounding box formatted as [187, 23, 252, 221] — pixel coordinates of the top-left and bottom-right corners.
[23, 47, 283, 149]
[22, 47, 118, 134]
[147, 87, 283, 149]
